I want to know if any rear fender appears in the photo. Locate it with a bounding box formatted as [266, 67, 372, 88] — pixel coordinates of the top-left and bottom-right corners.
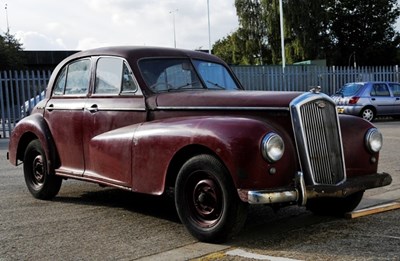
[8, 114, 58, 174]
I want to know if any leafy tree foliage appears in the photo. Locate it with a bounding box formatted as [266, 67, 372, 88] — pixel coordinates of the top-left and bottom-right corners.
[328, 0, 400, 65]
[213, 0, 400, 66]
[0, 31, 25, 70]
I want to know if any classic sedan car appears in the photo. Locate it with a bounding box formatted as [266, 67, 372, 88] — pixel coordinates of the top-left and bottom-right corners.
[8, 46, 392, 243]
[331, 81, 400, 121]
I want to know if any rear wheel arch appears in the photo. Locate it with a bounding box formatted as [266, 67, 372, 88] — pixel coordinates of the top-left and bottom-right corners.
[360, 106, 376, 121]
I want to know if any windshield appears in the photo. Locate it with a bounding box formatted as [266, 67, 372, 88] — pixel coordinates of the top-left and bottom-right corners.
[336, 83, 364, 96]
[138, 58, 240, 93]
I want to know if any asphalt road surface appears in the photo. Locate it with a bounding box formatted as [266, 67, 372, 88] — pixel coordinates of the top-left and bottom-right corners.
[0, 120, 399, 261]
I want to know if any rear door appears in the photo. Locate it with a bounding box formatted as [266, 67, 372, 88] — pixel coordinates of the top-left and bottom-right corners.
[369, 83, 393, 115]
[388, 83, 400, 115]
[44, 58, 91, 176]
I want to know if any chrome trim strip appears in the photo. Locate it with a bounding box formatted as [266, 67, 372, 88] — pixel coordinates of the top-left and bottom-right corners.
[155, 106, 289, 111]
[46, 106, 146, 112]
[248, 190, 299, 204]
[247, 171, 307, 205]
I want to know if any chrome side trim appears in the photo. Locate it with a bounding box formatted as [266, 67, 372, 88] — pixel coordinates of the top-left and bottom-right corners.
[155, 106, 290, 111]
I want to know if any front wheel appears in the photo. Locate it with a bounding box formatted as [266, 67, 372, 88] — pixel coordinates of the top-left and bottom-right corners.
[306, 191, 364, 216]
[175, 155, 247, 243]
[23, 140, 62, 200]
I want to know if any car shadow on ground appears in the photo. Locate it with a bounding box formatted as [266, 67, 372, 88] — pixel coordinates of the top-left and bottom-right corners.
[53, 180, 339, 244]
[53, 183, 181, 223]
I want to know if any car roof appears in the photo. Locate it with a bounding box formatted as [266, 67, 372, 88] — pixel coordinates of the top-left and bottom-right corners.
[61, 46, 223, 66]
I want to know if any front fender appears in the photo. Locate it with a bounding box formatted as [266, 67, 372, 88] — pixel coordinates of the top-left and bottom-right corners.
[339, 114, 379, 177]
[8, 114, 58, 173]
[131, 116, 297, 194]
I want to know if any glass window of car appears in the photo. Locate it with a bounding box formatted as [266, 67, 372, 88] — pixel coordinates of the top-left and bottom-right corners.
[139, 58, 203, 92]
[371, 83, 390, 97]
[53, 67, 67, 95]
[62, 59, 91, 95]
[389, 83, 400, 97]
[121, 62, 139, 94]
[95, 57, 122, 94]
[95, 57, 139, 95]
[336, 83, 363, 96]
[192, 60, 239, 90]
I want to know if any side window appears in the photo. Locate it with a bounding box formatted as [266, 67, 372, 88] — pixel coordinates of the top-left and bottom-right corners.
[53, 67, 67, 96]
[95, 57, 122, 94]
[64, 59, 91, 95]
[389, 83, 400, 97]
[95, 57, 139, 95]
[121, 62, 139, 93]
[371, 84, 390, 97]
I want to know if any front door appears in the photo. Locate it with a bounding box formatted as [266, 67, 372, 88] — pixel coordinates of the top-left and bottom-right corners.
[82, 57, 147, 186]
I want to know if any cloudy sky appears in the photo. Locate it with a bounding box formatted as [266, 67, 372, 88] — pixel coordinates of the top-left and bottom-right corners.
[0, 0, 238, 51]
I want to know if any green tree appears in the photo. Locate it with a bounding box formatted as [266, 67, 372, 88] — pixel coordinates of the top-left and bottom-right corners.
[284, 0, 332, 63]
[328, 0, 400, 66]
[0, 31, 25, 70]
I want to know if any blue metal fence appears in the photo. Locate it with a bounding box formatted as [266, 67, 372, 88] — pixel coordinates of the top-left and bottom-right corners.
[0, 70, 51, 138]
[232, 65, 400, 94]
[1, 65, 399, 138]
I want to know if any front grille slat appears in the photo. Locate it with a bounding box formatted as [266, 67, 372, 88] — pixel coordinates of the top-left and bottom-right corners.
[291, 93, 346, 185]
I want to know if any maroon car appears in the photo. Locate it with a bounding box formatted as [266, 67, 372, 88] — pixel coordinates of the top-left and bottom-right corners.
[8, 46, 392, 242]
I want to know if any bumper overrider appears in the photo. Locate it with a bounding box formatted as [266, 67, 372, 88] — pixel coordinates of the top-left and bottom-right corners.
[242, 171, 392, 205]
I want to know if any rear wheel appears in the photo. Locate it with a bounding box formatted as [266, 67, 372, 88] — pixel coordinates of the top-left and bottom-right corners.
[360, 108, 375, 121]
[306, 191, 364, 216]
[175, 154, 247, 243]
[24, 140, 62, 200]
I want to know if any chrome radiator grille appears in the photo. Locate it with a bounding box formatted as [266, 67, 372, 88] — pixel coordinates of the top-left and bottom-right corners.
[290, 92, 346, 185]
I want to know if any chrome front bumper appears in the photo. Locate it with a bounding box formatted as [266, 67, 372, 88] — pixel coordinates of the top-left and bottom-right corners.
[244, 172, 392, 205]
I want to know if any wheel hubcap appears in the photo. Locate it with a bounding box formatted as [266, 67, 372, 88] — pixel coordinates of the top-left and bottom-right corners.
[32, 155, 45, 186]
[191, 177, 222, 226]
[363, 109, 373, 121]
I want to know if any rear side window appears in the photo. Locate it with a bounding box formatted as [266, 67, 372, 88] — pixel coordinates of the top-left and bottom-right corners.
[389, 83, 400, 97]
[371, 84, 390, 97]
[53, 59, 91, 96]
[336, 83, 363, 96]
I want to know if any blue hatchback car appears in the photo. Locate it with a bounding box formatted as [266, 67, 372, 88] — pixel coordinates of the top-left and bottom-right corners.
[331, 81, 400, 121]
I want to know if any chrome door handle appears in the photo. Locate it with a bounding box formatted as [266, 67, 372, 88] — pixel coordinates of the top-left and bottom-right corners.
[87, 104, 98, 113]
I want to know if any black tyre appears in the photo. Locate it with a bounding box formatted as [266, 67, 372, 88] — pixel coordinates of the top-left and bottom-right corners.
[360, 108, 375, 122]
[23, 140, 62, 200]
[175, 154, 248, 243]
[306, 191, 364, 216]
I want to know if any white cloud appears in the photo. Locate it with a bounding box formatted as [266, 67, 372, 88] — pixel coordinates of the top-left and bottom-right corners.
[2, 0, 239, 51]
[15, 31, 67, 50]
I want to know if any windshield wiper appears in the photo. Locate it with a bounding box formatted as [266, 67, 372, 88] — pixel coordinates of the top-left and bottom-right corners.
[206, 80, 225, 90]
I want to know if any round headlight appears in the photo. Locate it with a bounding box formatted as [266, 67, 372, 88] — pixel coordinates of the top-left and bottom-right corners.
[365, 128, 383, 153]
[261, 133, 285, 162]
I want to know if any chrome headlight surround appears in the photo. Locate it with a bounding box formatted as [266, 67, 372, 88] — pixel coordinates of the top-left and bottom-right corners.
[365, 128, 383, 153]
[261, 133, 285, 162]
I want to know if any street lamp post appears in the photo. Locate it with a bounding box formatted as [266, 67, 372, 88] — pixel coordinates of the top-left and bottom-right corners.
[170, 9, 178, 48]
[207, 0, 211, 54]
[5, 3, 10, 32]
[279, 0, 285, 72]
